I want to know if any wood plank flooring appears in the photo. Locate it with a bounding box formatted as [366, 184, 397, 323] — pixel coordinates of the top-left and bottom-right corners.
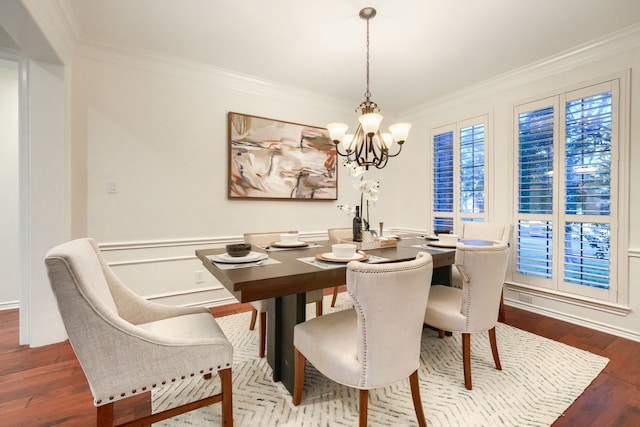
[1, 294, 639, 426]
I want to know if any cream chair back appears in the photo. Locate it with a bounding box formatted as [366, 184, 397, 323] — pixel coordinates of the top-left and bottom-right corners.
[455, 242, 510, 332]
[327, 227, 352, 243]
[347, 252, 433, 388]
[244, 230, 298, 246]
[460, 222, 512, 245]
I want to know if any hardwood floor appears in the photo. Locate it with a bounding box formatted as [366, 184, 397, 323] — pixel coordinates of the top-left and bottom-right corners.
[1, 295, 639, 426]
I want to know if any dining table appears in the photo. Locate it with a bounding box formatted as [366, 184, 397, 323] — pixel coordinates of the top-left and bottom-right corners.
[195, 236, 456, 394]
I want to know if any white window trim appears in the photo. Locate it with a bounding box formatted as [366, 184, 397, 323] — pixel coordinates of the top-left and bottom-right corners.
[430, 114, 492, 233]
[510, 71, 630, 309]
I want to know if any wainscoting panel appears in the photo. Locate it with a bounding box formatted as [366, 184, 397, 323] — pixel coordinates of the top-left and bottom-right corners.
[98, 237, 238, 307]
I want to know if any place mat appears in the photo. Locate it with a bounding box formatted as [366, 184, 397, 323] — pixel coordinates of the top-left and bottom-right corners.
[298, 254, 389, 269]
[316, 252, 369, 263]
[411, 243, 455, 252]
[257, 243, 324, 252]
[207, 256, 281, 270]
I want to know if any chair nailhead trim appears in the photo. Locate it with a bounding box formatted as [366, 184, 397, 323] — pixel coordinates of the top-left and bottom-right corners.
[96, 366, 227, 404]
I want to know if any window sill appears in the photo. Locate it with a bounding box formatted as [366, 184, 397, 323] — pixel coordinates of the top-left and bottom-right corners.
[504, 281, 631, 316]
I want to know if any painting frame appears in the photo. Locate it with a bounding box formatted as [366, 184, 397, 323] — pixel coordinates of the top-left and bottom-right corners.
[228, 112, 338, 200]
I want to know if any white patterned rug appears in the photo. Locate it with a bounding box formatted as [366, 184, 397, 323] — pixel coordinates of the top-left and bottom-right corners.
[153, 294, 608, 426]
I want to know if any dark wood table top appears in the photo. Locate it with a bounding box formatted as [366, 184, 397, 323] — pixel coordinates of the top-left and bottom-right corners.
[196, 237, 455, 303]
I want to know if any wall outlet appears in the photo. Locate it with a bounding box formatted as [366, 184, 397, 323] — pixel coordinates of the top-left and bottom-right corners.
[195, 270, 205, 284]
[519, 293, 534, 304]
[107, 179, 118, 194]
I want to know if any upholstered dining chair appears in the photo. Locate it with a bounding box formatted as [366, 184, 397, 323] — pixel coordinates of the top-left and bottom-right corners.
[455, 222, 513, 320]
[460, 222, 512, 245]
[243, 231, 324, 358]
[327, 227, 353, 307]
[44, 238, 233, 426]
[293, 252, 433, 427]
[424, 242, 510, 390]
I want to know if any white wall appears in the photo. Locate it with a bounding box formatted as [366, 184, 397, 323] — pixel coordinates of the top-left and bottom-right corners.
[0, 57, 19, 309]
[70, 45, 400, 306]
[395, 27, 640, 340]
[24, 58, 67, 346]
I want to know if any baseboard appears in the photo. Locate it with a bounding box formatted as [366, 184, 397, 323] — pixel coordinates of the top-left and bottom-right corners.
[505, 298, 640, 343]
[0, 301, 19, 311]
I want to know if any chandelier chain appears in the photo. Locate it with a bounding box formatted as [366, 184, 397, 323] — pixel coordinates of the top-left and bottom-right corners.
[364, 17, 371, 101]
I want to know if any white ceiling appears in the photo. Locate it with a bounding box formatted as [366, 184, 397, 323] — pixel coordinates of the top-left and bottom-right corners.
[67, 0, 640, 112]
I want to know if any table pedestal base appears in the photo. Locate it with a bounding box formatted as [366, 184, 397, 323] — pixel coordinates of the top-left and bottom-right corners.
[267, 293, 306, 394]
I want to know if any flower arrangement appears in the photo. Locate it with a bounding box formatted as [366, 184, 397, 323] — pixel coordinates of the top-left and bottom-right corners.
[337, 161, 379, 231]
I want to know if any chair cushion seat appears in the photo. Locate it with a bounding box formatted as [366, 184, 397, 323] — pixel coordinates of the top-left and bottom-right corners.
[294, 308, 362, 388]
[137, 313, 227, 340]
[424, 285, 467, 332]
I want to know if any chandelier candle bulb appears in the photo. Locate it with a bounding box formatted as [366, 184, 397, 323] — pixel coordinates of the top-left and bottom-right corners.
[389, 123, 412, 143]
[359, 113, 383, 135]
[327, 122, 348, 142]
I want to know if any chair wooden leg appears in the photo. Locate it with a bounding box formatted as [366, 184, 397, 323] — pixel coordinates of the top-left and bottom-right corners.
[462, 333, 472, 390]
[409, 370, 428, 427]
[249, 308, 258, 331]
[359, 389, 369, 427]
[219, 367, 233, 427]
[259, 311, 266, 358]
[316, 300, 323, 317]
[489, 327, 502, 371]
[331, 286, 339, 307]
[438, 329, 445, 339]
[97, 370, 234, 427]
[293, 348, 306, 405]
[96, 403, 114, 427]
[498, 290, 506, 322]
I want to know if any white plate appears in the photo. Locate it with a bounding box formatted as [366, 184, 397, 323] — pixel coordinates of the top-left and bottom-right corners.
[428, 241, 458, 248]
[210, 252, 268, 264]
[270, 241, 309, 248]
[316, 252, 369, 263]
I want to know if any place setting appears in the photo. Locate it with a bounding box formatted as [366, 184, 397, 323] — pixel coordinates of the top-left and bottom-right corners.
[257, 233, 324, 252]
[207, 243, 281, 270]
[299, 243, 388, 269]
[413, 232, 498, 251]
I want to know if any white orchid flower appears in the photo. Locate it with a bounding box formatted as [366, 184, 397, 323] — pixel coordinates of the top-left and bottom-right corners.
[345, 161, 365, 178]
[364, 187, 379, 202]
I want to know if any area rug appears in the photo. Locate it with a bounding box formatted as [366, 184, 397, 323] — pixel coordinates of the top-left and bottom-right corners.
[153, 294, 609, 426]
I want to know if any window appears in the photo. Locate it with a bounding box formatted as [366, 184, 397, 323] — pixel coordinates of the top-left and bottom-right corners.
[432, 116, 488, 233]
[514, 80, 621, 302]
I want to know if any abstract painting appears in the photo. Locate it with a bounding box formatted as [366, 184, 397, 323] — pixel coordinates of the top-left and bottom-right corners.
[228, 112, 337, 200]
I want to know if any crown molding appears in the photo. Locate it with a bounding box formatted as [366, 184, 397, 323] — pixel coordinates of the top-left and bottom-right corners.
[74, 39, 351, 111]
[20, 0, 79, 64]
[403, 23, 640, 117]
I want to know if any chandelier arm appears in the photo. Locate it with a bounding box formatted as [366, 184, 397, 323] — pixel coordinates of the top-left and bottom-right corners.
[375, 154, 389, 169]
[384, 144, 404, 158]
[332, 142, 352, 158]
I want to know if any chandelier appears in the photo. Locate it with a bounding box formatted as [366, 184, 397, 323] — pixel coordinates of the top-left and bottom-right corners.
[327, 7, 411, 170]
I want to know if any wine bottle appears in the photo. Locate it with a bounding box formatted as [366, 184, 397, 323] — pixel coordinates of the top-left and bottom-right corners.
[353, 206, 362, 242]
